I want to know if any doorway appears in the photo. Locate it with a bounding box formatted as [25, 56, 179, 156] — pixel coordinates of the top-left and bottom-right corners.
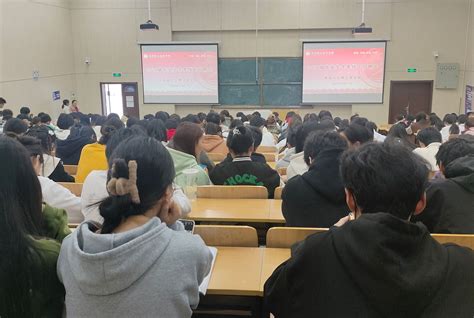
[100, 82, 140, 118]
[388, 81, 433, 124]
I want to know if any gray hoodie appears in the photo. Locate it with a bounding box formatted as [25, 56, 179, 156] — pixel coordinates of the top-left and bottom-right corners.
[57, 218, 212, 317]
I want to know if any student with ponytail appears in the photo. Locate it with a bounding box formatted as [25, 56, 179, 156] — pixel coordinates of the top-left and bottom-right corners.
[58, 136, 212, 317]
[210, 126, 280, 198]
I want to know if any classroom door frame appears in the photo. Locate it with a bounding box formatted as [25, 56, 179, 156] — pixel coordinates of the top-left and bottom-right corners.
[100, 82, 140, 118]
[388, 80, 433, 124]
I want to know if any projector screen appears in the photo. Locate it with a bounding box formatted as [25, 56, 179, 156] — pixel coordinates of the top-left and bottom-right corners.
[141, 44, 219, 104]
[302, 41, 386, 104]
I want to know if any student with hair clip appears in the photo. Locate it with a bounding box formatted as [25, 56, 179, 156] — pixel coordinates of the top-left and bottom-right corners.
[26, 124, 75, 182]
[75, 117, 124, 182]
[0, 136, 68, 318]
[210, 126, 280, 198]
[58, 136, 212, 317]
[15, 135, 83, 223]
[167, 122, 211, 188]
[222, 125, 267, 164]
[282, 131, 349, 227]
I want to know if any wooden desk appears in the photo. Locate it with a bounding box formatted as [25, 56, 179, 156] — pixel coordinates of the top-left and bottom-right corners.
[268, 200, 284, 223]
[260, 248, 291, 293]
[207, 247, 264, 296]
[189, 199, 274, 222]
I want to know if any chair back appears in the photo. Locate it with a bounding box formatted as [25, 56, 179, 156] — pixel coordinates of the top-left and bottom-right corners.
[194, 225, 258, 247]
[274, 186, 283, 199]
[266, 227, 328, 248]
[197, 185, 268, 199]
[258, 146, 277, 153]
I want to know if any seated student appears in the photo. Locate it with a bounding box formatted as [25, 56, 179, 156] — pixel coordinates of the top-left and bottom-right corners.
[58, 136, 212, 317]
[412, 135, 474, 233]
[275, 120, 301, 169]
[3, 117, 28, 135]
[201, 122, 228, 154]
[222, 125, 267, 164]
[448, 123, 460, 140]
[249, 115, 276, 147]
[441, 113, 457, 142]
[264, 142, 474, 317]
[55, 113, 75, 140]
[91, 114, 106, 140]
[385, 122, 417, 150]
[340, 122, 374, 147]
[413, 127, 442, 172]
[82, 128, 191, 223]
[463, 117, 474, 135]
[167, 122, 211, 188]
[26, 125, 74, 182]
[75, 117, 124, 182]
[0, 137, 67, 318]
[17, 135, 83, 223]
[287, 120, 336, 179]
[210, 126, 280, 198]
[282, 131, 349, 227]
[146, 118, 168, 143]
[56, 124, 96, 165]
[165, 118, 179, 140]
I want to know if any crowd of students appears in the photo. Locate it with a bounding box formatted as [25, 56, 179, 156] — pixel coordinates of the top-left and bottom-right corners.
[0, 95, 473, 317]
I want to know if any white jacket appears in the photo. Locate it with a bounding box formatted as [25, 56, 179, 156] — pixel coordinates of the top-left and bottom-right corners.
[82, 170, 192, 224]
[413, 142, 441, 172]
[286, 151, 308, 180]
[38, 176, 83, 223]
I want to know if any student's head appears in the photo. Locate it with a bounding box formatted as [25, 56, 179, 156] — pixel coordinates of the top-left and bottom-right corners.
[248, 125, 263, 149]
[143, 114, 155, 121]
[91, 114, 106, 126]
[430, 114, 444, 131]
[205, 122, 222, 136]
[206, 112, 221, 125]
[25, 125, 53, 154]
[396, 113, 405, 121]
[106, 113, 120, 121]
[295, 121, 321, 153]
[458, 114, 467, 125]
[0, 136, 45, 317]
[318, 110, 333, 120]
[72, 99, 78, 107]
[468, 111, 474, 119]
[182, 114, 201, 124]
[285, 111, 296, 121]
[436, 135, 474, 175]
[99, 136, 175, 234]
[3, 118, 28, 135]
[16, 114, 31, 124]
[99, 117, 125, 145]
[304, 131, 348, 166]
[417, 127, 442, 147]
[57, 113, 75, 130]
[465, 117, 474, 130]
[155, 111, 169, 122]
[340, 142, 428, 220]
[126, 116, 139, 128]
[229, 119, 243, 130]
[249, 115, 266, 129]
[39, 113, 52, 124]
[170, 113, 181, 122]
[146, 119, 167, 142]
[0, 97, 6, 108]
[406, 114, 415, 123]
[449, 124, 460, 136]
[197, 112, 207, 123]
[14, 135, 44, 175]
[286, 121, 302, 148]
[171, 122, 204, 158]
[351, 116, 369, 127]
[227, 126, 254, 157]
[19, 107, 30, 115]
[387, 123, 411, 144]
[105, 128, 147, 160]
[415, 112, 428, 123]
[272, 111, 280, 119]
[303, 113, 318, 122]
[443, 113, 457, 125]
[340, 123, 374, 147]
[2, 109, 13, 121]
[165, 118, 178, 130]
[62, 99, 70, 107]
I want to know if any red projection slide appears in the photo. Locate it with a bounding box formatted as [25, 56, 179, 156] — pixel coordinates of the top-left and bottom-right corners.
[141, 44, 218, 104]
[302, 42, 386, 104]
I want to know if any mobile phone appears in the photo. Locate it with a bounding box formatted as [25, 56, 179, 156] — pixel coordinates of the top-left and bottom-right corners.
[179, 219, 195, 233]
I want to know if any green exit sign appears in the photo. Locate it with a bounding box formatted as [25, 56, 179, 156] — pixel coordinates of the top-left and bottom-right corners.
[407, 68, 417, 73]
[113, 73, 122, 77]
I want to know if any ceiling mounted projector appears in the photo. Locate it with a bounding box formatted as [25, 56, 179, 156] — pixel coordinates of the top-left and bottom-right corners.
[352, 23, 373, 34]
[140, 0, 158, 31]
[140, 20, 159, 30]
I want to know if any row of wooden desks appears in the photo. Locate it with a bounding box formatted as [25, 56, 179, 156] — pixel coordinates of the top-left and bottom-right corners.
[207, 247, 291, 296]
[189, 199, 285, 223]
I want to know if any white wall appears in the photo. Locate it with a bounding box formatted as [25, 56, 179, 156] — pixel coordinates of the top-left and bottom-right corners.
[0, 0, 74, 119]
[1, 0, 473, 122]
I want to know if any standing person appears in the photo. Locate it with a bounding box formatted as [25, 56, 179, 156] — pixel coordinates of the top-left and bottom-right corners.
[0, 136, 66, 318]
[58, 136, 212, 317]
[282, 131, 349, 227]
[70, 100, 80, 113]
[61, 99, 70, 114]
[264, 142, 474, 317]
[210, 126, 280, 198]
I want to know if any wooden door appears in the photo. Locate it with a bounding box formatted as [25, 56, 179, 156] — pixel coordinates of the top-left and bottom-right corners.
[121, 83, 140, 118]
[388, 81, 433, 123]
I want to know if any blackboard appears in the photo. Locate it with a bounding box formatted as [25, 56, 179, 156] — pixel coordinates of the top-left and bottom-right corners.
[218, 57, 302, 106]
